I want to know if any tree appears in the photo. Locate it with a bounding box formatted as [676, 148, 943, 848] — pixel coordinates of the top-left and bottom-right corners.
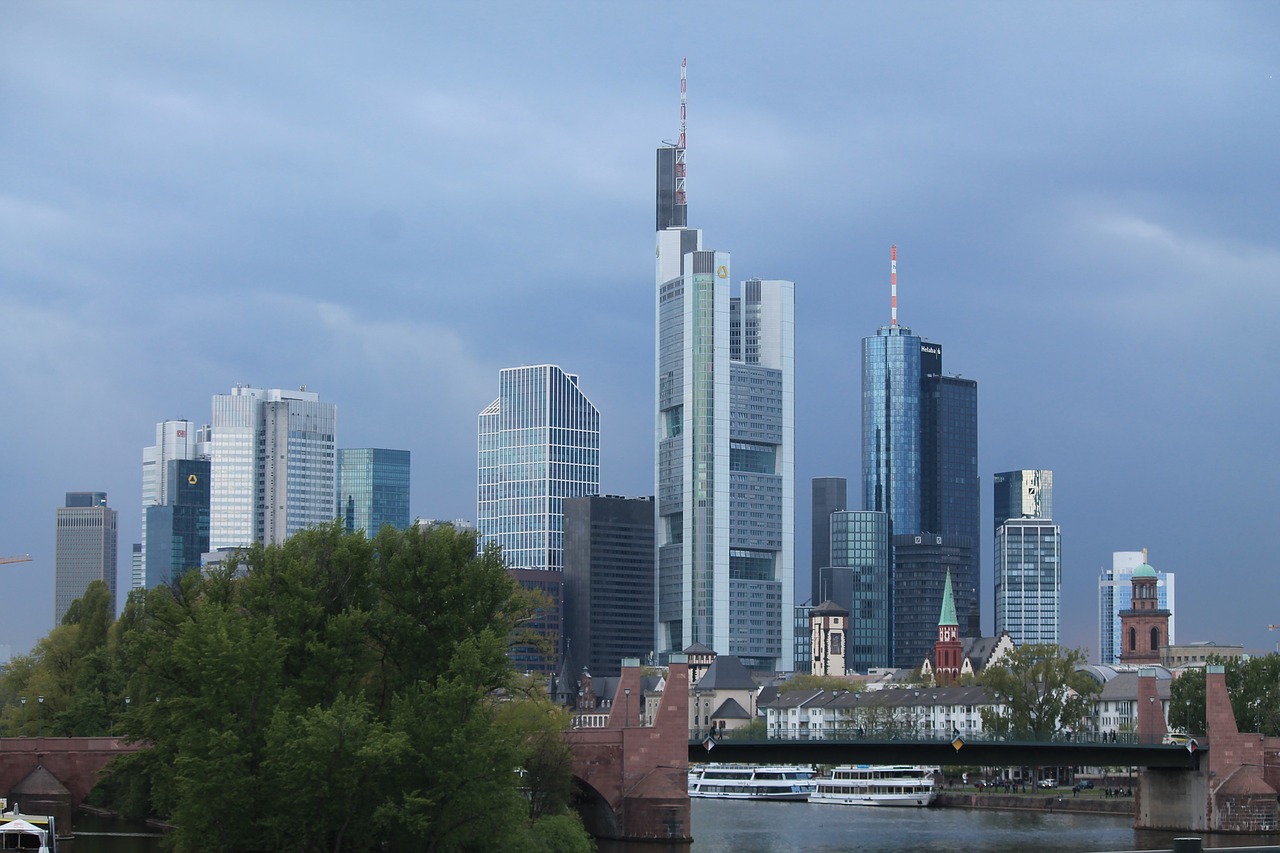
[977, 644, 1099, 740]
[1169, 654, 1280, 737]
[780, 674, 867, 694]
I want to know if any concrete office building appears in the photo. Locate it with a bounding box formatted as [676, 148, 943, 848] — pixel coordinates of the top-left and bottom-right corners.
[563, 495, 655, 677]
[654, 135, 794, 671]
[209, 386, 338, 549]
[55, 492, 117, 624]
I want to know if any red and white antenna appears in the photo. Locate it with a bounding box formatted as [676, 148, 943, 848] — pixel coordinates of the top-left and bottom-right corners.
[675, 58, 687, 207]
[890, 244, 898, 326]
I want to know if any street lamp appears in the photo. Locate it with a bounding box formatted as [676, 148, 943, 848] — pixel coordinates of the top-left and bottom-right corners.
[37, 695, 44, 737]
[624, 687, 631, 728]
[19, 696, 26, 737]
[693, 688, 702, 739]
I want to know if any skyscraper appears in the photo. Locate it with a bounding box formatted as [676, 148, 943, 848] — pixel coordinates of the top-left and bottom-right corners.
[654, 152, 794, 670]
[994, 518, 1062, 646]
[993, 469, 1054, 531]
[824, 510, 893, 672]
[54, 492, 117, 624]
[477, 365, 600, 673]
[144, 458, 210, 588]
[563, 495, 656, 677]
[892, 531, 971, 667]
[861, 248, 979, 653]
[209, 386, 338, 549]
[139, 419, 209, 589]
[1098, 550, 1175, 665]
[810, 477, 848, 607]
[337, 448, 411, 536]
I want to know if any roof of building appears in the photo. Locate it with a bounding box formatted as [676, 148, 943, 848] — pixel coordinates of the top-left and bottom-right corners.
[712, 697, 752, 720]
[695, 655, 758, 691]
[1132, 562, 1158, 579]
[1097, 672, 1173, 701]
[938, 570, 958, 627]
[761, 685, 993, 711]
[811, 599, 848, 616]
[683, 642, 716, 656]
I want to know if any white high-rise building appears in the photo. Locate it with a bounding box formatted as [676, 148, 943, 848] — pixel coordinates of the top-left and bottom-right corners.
[138, 419, 209, 589]
[55, 492, 117, 624]
[209, 386, 337, 549]
[1098, 549, 1175, 665]
[994, 518, 1062, 646]
[654, 144, 795, 671]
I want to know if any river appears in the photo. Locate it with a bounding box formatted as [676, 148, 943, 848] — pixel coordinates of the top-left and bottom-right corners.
[69, 802, 1280, 852]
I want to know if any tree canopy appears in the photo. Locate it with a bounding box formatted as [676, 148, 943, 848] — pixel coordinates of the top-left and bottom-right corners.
[977, 644, 1099, 740]
[1167, 654, 1280, 737]
[3, 523, 592, 853]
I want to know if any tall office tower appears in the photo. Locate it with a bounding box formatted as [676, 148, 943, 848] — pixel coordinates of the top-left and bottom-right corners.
[209, 386, 338, 549]
[337, 448, 411, 536]
[810, 477, 848, 608]
[144, 459, 210, 588]
[821, 511, 892, 672]
[993, 469, 1054, 531]
[563, 495, 656, 677]
[477, 365, 600, 673]
[892, 532, 971, 667]
[139, 419, 210, 589]
[1098, 550, 1175, 665]
[994, 518, 1062, 646]
[921, 373, 979, 636]
[54, 492, 118, 624]
[863, 249, 980, 654]
[654, 207, 795, 669]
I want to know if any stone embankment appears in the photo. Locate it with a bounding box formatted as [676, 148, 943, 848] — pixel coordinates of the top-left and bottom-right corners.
[936, 791, 1134, 816]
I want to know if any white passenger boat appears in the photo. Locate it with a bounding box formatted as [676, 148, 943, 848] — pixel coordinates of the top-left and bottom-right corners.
[809, 764, 939, 807]
[688, 763, 816, 800]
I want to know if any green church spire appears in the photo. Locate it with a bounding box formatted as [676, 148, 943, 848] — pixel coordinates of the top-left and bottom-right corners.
[938, 569, 958, 627]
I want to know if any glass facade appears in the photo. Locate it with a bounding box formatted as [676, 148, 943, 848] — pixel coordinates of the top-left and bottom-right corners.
[337, 448, 411, 536]
[994, 519, 1062, 646]
[656, 223, 794, 670]
[1098, 551, 1175, 664]
[144, 458, 210, 588]
[824, 511, 892, 672]
[809, 477, 848, 609]
[993, 469, 1054, 531]
[139, 419, 209, 589]
[892, 532, 971, 668]
[862, 325, 921, 532]
[55, 492, 117, 624]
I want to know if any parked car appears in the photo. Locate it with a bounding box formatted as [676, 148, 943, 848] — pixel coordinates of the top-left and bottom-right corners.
[1072, 779, 1094, 792]
[1038, 779, 1057, 789]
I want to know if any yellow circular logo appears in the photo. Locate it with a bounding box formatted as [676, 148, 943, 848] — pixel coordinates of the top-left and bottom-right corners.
[716, 265, 728, 279]
[188, 474, 198, 485]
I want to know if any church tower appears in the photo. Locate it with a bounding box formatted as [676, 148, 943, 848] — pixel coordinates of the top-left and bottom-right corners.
[1118, 554, 1170, 666]
[932, 569, 963, 685]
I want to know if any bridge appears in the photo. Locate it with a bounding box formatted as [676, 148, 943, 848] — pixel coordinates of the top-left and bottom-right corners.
[0, 737, 141, 835]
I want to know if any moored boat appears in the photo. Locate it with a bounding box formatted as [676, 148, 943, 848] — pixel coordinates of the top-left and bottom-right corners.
[688, 763, 816, 801]
[809, 764, 939, 807]
[0, 802, 58, 852]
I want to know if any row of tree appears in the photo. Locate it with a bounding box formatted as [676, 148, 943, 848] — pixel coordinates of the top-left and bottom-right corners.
[0, 523, 593, 853]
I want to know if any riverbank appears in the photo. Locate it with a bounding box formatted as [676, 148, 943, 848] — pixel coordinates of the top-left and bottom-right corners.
[937, 791, 1134, 816]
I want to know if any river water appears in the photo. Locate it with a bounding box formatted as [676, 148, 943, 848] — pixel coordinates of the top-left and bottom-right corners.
[69, 802, 1280, 852]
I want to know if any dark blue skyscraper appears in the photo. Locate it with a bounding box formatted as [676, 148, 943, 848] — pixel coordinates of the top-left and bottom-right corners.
[145, 459, 210, 589]
[862, 324, 922, 533]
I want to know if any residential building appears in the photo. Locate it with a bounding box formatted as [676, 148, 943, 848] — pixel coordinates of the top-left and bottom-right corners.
[477, 364, 600, 674]
[994, 518, 1062, 646]
[143, 458, 210, 588]
[336, 448, 411, 536]
[1098, 550, 1175, 665]
[209, 386, 337, 549]
[654, 140, 794, 672]
[54, 492, 117, 624]
[762, 684, 998, 740]
[690, 652, 759, 738]
[563, 495, 655, 677]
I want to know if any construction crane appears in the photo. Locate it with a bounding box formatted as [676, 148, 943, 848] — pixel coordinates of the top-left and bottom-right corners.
[0, 555, 32, 565]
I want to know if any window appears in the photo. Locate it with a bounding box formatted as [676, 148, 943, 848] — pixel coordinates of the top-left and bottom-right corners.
[1129, 627, 1136, 651]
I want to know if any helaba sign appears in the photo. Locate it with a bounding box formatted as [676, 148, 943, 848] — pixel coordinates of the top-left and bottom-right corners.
[921, 343, 942, 356]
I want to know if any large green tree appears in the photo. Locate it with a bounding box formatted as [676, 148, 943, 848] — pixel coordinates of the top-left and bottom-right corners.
[977, 644, 1100, 740]
[15, 523, 590, 853]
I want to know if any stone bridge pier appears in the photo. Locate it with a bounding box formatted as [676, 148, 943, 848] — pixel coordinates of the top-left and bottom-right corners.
[1135, 665, 1280, 833]
[564, 657, 690, 843]
[0, 737, 140, 834]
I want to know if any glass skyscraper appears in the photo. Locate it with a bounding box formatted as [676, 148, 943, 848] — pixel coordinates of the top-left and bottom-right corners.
[994, 469, 1054, 531]
[209, 386, 337, 549]
[144, 458, 210, 588]
[139, 419, 209, 589]
[55, 492, 117, 624]
[994, 518, 1062, 646]
[892, 531, 972, 668]
[655, 144, 794, 671]
[823, 511, 892, 672]
[1098, 550, 1175, 665]
[862, 324, 922, 533]
[337, 448, 411, 536]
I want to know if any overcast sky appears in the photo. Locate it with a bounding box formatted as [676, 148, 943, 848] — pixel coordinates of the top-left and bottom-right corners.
[2, 1, 1277, 662]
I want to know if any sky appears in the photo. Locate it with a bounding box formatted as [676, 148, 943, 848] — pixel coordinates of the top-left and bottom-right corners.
[2, 1, 1277, 663]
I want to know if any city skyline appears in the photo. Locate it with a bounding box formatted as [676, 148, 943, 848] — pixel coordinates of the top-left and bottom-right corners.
[2, 2, 1277, 660]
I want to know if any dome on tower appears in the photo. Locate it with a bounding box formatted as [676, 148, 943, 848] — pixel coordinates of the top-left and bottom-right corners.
[1132, 562, 1158, 579]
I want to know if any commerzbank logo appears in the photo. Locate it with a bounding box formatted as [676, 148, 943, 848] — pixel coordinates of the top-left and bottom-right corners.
[716, 265, 728, 279]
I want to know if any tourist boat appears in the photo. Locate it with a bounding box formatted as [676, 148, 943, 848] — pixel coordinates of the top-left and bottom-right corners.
[809, 764, 939, 807]
[688, 763, 816, 800]
[0, 802, 58, 852]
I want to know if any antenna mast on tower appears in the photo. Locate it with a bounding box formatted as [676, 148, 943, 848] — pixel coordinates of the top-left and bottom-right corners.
[890, 245, 898, 326]
[675, 58, 687, 208]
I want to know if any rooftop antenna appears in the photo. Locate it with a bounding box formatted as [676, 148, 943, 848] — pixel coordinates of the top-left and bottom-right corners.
[675, 57, 687, 208]
[890, 244, 898, 326]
